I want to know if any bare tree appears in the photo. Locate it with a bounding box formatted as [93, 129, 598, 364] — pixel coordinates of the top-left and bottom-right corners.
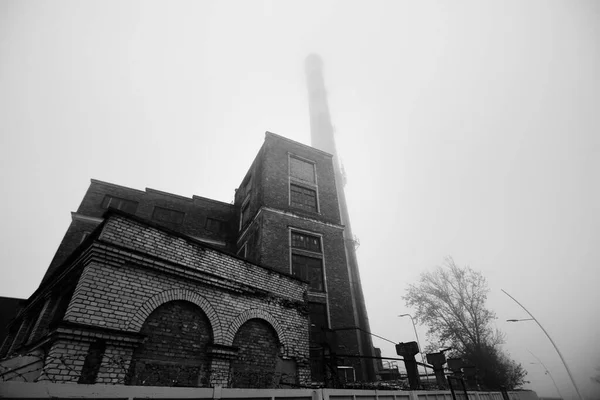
[592, 365, 600, 385]
[403, 257, 526, 390]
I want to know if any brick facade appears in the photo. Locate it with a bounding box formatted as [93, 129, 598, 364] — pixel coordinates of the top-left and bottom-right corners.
[128, 301, 213, 387]
[2, 132, 374, 386]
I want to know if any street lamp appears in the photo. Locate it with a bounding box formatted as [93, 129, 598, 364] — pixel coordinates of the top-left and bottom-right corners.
[502, 289, 584, 400]
[507, 318, 534, 322]
[398, 314, 429, 382]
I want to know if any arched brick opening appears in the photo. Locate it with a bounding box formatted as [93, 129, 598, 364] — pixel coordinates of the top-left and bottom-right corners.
[127, 289, 223, 343]
[229, 318, 280, 388]
[225, 309, 289, 350]
[126, 300, 213, 387]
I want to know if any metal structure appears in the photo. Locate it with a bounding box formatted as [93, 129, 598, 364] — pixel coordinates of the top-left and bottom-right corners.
[503, 289, 583, 400]
[399, 313, 430, 382]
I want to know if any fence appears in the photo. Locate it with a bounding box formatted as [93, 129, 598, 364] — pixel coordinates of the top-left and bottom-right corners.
[0, 381, 540, 400]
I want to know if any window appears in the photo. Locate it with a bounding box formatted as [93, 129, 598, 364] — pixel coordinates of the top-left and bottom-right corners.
[78, 340, 106, 384]
[205, 218, 224, 233]
[289, 155, 319, 213]
[290, 230, 324, 292]
[291, 254, 324, 291]
[101, 195, 138, 214]
[291, 231, 321, 252]
[152, 207, 185, 224]
[308, 302, 329, 381]
[245, 227, 260, 261]
[309, 302, 328, 334]
[239, 202, 250, 230]
[290, 184, 317, 212]
[290, 157, 315, 183]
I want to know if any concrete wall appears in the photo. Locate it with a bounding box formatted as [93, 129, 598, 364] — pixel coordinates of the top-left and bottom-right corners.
[0, 381, 540, 400]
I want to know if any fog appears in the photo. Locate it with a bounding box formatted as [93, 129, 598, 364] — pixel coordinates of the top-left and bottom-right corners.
[1, 1, 599, 398]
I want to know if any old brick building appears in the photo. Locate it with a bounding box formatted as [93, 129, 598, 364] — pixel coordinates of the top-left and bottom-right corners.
[0, 132, 373, 386]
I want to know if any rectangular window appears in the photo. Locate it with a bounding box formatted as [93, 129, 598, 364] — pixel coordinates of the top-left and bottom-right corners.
[78, 340, 106, 384]
[246, 227, 260, 261]
[205, 217, 224, 233]
[291, 231, 321, 253]
[240, 202, 250, 230]
[308, 302, 328, 381]
[290, 184, 317, 212]
[152, 207, 185, 224]
[309, 302, 328, 333]
[290, 157, 315, 183]
[101, 195, 138, 214]
[292, 254, 324, 291]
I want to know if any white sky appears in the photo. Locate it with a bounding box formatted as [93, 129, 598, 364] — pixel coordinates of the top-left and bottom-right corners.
[1, 1, 599, 398]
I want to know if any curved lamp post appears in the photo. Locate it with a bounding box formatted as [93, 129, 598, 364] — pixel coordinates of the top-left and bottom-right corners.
[528, 349, 563, 399]
[399, 314, 430, 382]
[502, 289, 583, 400]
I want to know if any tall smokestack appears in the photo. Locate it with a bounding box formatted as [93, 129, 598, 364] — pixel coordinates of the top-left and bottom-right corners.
[305, 54, 377, 381]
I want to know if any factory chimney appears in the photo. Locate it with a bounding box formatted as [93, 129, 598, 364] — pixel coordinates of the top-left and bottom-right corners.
[305, 54, 377, 381]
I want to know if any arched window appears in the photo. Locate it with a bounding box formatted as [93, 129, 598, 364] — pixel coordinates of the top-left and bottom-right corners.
[230, 319, 280, 388]
[127, 300, 213, 387]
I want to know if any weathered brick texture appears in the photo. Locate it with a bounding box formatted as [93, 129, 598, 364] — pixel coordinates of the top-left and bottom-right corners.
[127, 301, 213, 387]
[10, 131, 373, 386]
[230, 319, 280, 388]
[42, 180, 238, 283]
[40, 213, 310, 386]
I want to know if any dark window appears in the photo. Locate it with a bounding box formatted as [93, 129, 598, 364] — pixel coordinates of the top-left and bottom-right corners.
[309, 303, 328, 334]
[246, 227, 260, 261]
[290, 157, 315, 183]
[308, 302, 328, 382]
[205, 218, 224, 233]
[21, 315, 37, 346]
[292, 254, 324, 291]
[152, 207, 185, 224]
[240, 202, 250, 229]
[78, 340, 106, 384]
[290, 184, 317, 212]
[50, 287, 75, 329]
[101, 195, 138, 214]
[291, 231, 321, 253]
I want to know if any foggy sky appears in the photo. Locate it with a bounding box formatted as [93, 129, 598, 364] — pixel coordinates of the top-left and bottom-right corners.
[1, 1, 599, 398]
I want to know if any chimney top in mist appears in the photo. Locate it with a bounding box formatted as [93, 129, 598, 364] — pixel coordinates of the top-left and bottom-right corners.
[305, 53, 324, 73]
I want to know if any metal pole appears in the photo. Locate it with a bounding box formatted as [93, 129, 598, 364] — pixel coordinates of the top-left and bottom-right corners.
[502, 289, 583, 400]
[528, 349, 563, 399]
[399, 314, 430, 383]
